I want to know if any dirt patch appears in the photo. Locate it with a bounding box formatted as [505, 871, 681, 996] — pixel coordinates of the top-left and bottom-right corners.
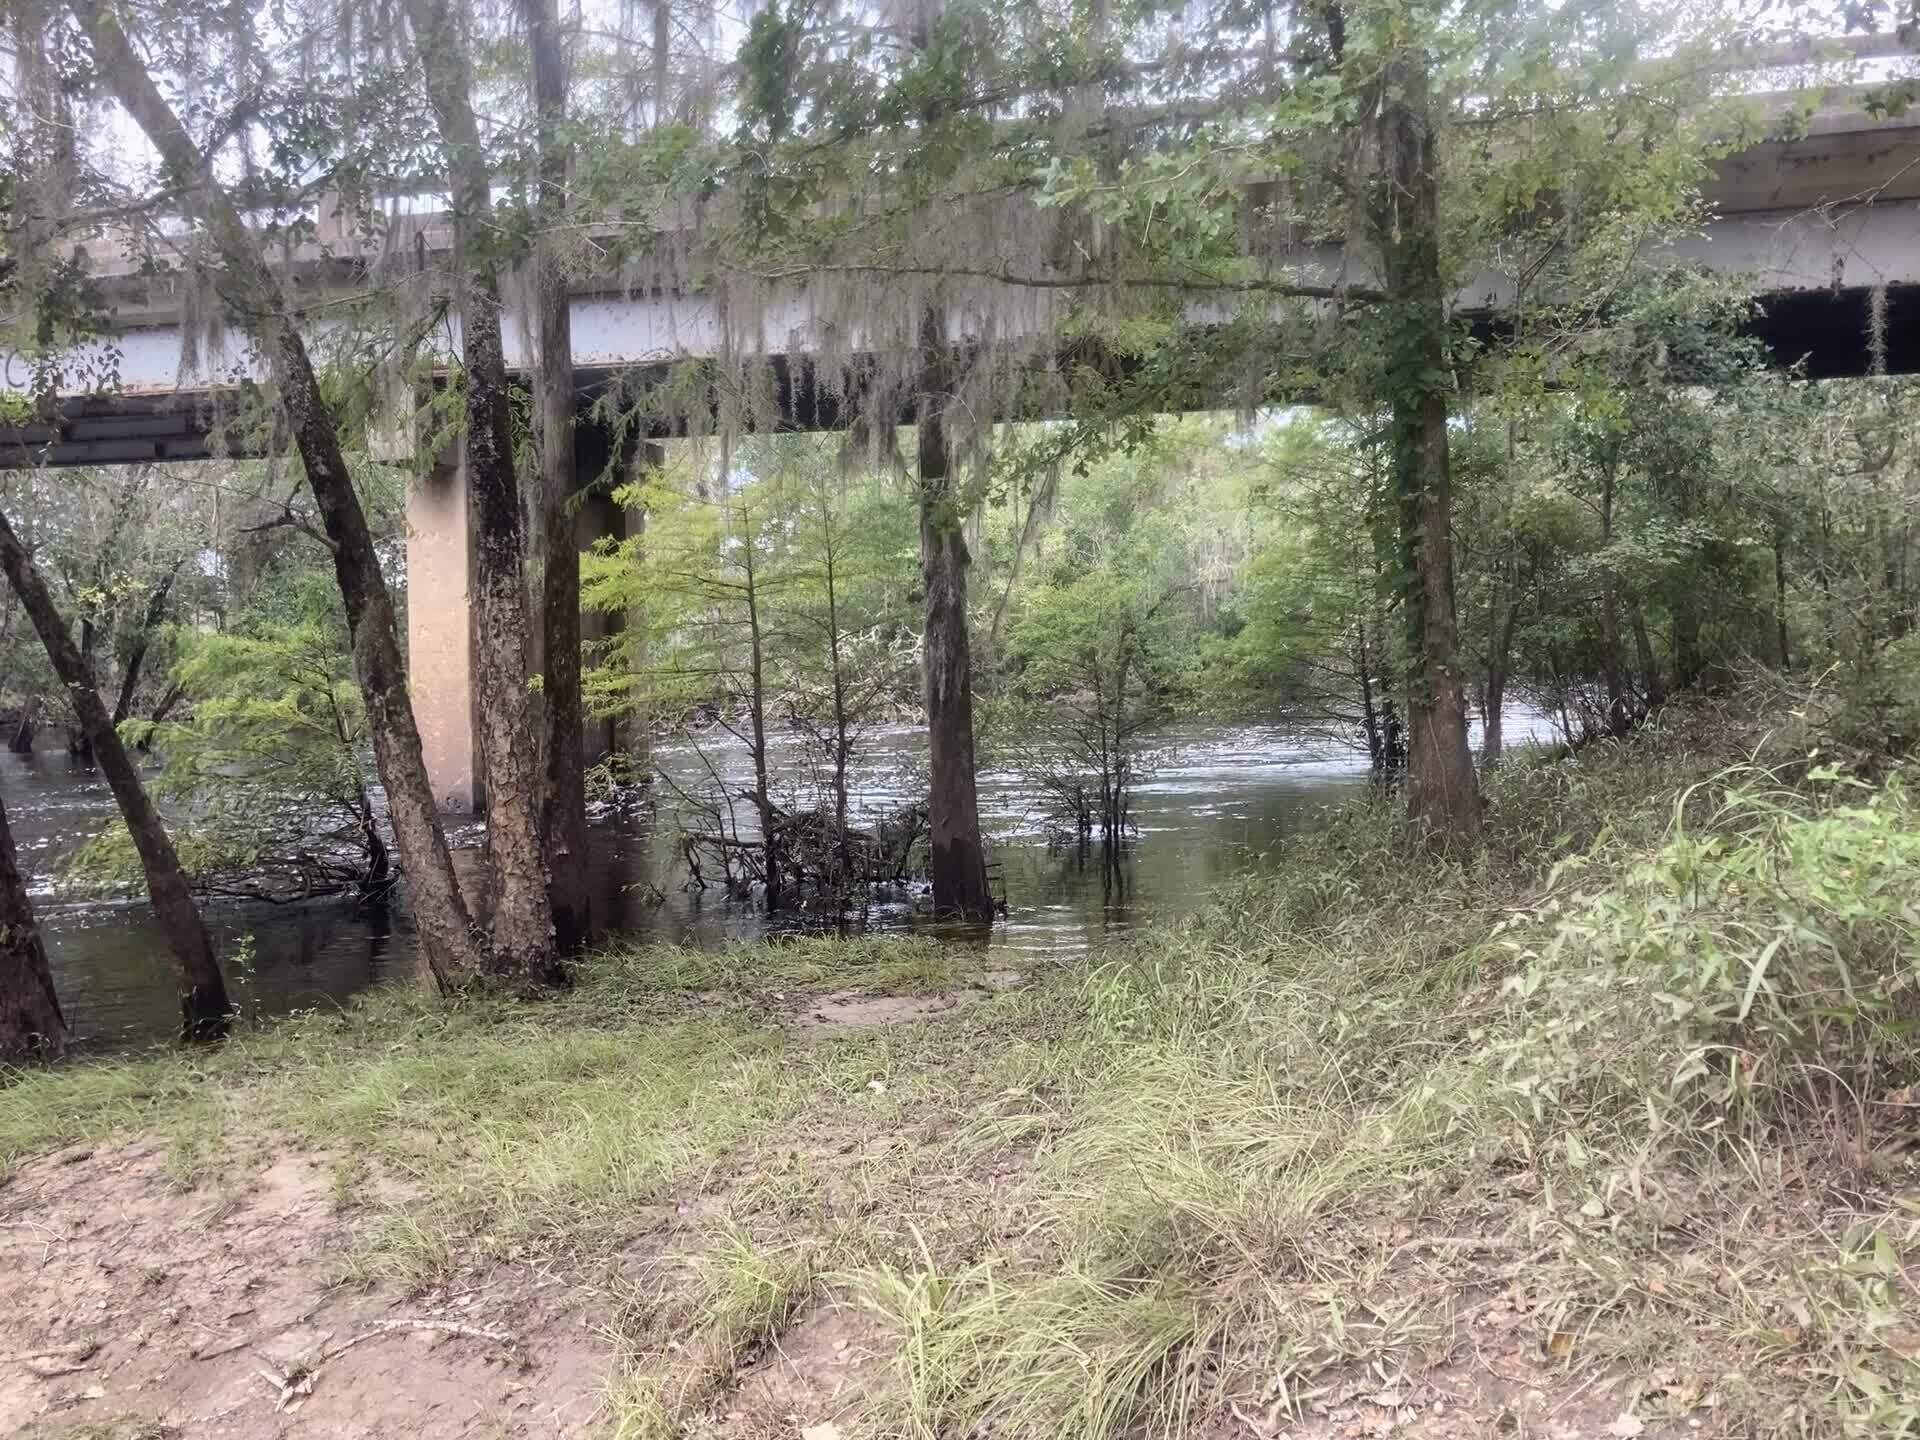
[780, 969, 1026, 1030]
[710, 1303, 888, 1435]
[1200, 1331, 1714, 1440]
[1200, 1366, 1694, 1440]
[0, 1142, 611, 1438]
[791, 989, 991, 1028]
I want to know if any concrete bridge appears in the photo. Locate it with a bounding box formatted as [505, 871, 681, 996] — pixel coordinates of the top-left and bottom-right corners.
[2, 101, 1916, 810]
[4, 99, 1918, 459]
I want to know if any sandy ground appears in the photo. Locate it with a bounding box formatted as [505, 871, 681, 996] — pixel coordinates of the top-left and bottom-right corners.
[2, 1142, 610, 1439]
[7, 981, 1900, 1440]
[0, 1136, 1844, 1440]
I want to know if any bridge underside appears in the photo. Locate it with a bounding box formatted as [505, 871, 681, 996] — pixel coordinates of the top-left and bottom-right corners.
[3, 282, 1911, 813]
[1, 283, 1912, 469]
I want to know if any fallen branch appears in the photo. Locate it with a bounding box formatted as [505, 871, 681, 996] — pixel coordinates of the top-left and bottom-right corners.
[317, 1318, 516, 1366]
[25, 1357, 92, 1377]
[4, 1340, 99, 1374]
[1, 1341, 96, 1361]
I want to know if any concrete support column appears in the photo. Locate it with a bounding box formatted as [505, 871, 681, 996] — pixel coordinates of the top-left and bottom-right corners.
[403, 425, 653, 811]
[405, 447, 481, 815]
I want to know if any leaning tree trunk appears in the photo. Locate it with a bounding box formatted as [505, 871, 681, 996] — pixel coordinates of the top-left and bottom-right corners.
[75, 5, 479, 990]
[1371, 52, 1481, 845]
[916, 306, 995, 920]
[0, 504, 230, 1038]
[521, 0, 590, 955]
[410, 0, 558, 987]
[0, 788, 67, 1061]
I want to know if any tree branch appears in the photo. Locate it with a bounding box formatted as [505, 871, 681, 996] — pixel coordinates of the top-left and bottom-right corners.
[241, 505, 340, 554]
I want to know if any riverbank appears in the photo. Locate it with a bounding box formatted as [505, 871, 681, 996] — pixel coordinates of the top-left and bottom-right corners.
[4, 707, 1917, 1439]
[0, 722, 1388, 1048]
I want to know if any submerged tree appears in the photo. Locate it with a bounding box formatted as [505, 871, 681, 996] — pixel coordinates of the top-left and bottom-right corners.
[1211, 418, 1409, 774]
[996, 428, 1206, 844]
[0, 499, 231, 1037]
[0, 788, 68, 1061]
[589, 457, 790, 904]
[916, 361, 996, 917]
[586, 442, 926, 905]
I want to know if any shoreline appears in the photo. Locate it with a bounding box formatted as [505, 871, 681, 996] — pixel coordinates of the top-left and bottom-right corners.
[5, 722, 1917, 1439]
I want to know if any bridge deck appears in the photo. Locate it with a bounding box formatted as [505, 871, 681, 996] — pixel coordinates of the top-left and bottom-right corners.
[4, 104, 1918, 467]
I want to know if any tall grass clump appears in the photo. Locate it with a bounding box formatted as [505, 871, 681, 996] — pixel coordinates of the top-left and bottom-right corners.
[848, 737, 1920, 1438]
[1494, 762, 1920, 1152]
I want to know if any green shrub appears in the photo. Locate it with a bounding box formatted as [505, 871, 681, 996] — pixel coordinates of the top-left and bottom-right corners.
[1494, 763, 1920, 1144]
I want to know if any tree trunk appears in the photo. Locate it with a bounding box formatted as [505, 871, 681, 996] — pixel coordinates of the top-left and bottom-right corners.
[9, 697, 36, 754]
[113, 557, 182, 728]
[521, 0, 591, 956]
[820, 495, 852, 886]
[410, 0, 557, 987]
[1370, 53, 1481, 844]
[917, 306, 995, 920]
[0, 503, 230, 1038]
[140, 683, 185, 752]
[1773, 523, 1791, 670]
[359, 785, 392, 894]
[742, 534, 780, 913]
[0, 788, 67, 1061]
[75, 4, 479, 991]
[1597, 459, 1631, 737]
[1673, 598, 1704, 692]
[1480, 573, 1519, 763]
[1479, 678, 1504, 763]
[1627, 598, 1663, 708]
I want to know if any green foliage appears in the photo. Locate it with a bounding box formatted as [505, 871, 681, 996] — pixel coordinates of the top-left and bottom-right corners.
[834, 735, 1920, 1440]
[1496, 765, 1920, 1138]
[584, 438, 920, 737]
[64, 576, 386, 903]
[985, 421, 1241, 833]
[1199, 417, 1405, 757]
[1859, 632, 1920, 753]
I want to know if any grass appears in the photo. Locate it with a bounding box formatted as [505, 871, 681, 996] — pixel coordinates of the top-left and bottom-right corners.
[606, 1223, 826, 1438]
[0, 933, 1018, 1301]
[5, 705, 1919, 1437]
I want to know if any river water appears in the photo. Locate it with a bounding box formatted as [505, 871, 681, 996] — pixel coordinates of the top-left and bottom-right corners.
[0, 719, 1540, 1049]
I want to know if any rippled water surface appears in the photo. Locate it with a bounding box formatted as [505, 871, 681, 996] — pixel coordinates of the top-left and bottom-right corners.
[0, 716, 1544, 1050]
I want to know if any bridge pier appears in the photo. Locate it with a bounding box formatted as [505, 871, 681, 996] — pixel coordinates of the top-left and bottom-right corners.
[404, 425, 650, 816]
[407, 449, 481, 814]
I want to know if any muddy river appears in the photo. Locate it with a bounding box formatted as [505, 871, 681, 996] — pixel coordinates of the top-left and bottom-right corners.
[0, 716, 1550, 1049]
